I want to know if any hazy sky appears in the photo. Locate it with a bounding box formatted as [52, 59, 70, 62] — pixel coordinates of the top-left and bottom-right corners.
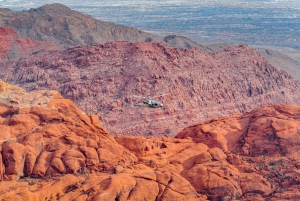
[0, 0, 299, 10]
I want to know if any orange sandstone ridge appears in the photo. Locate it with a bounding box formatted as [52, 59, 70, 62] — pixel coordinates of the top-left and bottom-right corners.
[1, 41, 300, 137]
[1, 80, 300, 200]
[0, 80, 202, 200]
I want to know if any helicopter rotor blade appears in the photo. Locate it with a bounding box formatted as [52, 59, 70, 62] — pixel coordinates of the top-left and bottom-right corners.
[133, 94, 167, 100]
[152, 94, 167, 98]
[133, 95, 147, 99]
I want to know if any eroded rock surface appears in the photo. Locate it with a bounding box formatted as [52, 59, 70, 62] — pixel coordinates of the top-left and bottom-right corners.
[176, 104, 300, 200]
[0, 80, 136, 179]
[1, 41, 300, 137]
[1, 81, 300, 200]
[176, 104, 300, 158]
[0, 26, 58, 60]
[0, 81, 204, 201]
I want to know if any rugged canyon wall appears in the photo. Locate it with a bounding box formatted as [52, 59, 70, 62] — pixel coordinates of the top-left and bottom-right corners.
[1, 81, 300, 200]
[1, 41, 300, 137]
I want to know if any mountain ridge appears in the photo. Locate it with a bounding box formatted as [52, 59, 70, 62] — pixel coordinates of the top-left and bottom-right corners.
[1, 41, 299, 137]
[1, 3, 300, 84]
[0, 3, 208, 51]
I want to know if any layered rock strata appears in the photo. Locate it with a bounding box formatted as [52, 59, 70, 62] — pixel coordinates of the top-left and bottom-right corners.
[0, 80, 204, 200]
[1, 41, 300, 137]
[1, 81, 300, 200]
[176, 104, 300, 200]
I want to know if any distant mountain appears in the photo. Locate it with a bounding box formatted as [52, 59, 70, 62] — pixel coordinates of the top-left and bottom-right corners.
[254, 47, 300, 81]
[1, 41, 300, 137]
[0, 3, 207, 51]
[1, 3, 300, 83]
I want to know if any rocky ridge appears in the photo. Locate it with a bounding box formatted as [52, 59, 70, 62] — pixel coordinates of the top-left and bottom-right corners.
[2, 3, 300, 90]
[254, 47, 300, 81]
[1, 41, 300, 137]
[0, 3, 207, 51]
[1, 80, 300, 200]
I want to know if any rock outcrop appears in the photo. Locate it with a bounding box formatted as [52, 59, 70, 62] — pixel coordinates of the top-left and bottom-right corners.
[1, 80, 300, 200]
[176, 103, 300, 200]
[176, 104, 300, 158]
[1, 41, 300, 137]
[0, 26, 58, 60]
[0, 80, 204, 200]
[0, 79, 136, 180]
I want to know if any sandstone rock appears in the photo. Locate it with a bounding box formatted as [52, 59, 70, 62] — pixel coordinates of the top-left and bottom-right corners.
[0, 125, 10, 140]
[24, 146, 39, 176]
[181, 162, 242, 200]
[240, 173, 273, 197]
[2, 142, 25, 179]
[118, 136, 241, 200]
[1, 41, 299, 138]
[0, 26, 58, 60]
[97, 148, 119, 168]
[0, 81, 135, 179]
[32, 151, 53, 177]
[114, 165, 124, 174]
[127, 178, 159, 201]
[195, 152, 213, 164]
[50, 157, 66, 174]
[208, 147, 227, 161]
[79, 146, 99, 166]
[177, 104, 300, 159]
[8, 114, 39, 137]
[0, 152, 4, 181]
[268, 187, 300, 201]
[1, 81, 300, 200]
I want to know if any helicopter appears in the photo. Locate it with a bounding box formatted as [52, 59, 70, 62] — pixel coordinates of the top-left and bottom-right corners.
[123, 95, 166, 108]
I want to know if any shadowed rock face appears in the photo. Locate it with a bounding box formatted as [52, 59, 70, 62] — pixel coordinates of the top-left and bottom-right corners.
[176, 104, 300, 159]
[0, 3, 207, 51]
[1, 81, 300, 200]
[175, 104, 300, 200]
[0, 26, 58, 60]
[1, 41, 300, 137]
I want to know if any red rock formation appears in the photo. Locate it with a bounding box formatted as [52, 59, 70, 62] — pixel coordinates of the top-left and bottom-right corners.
[1, 41, 299, 137]
[0, 79, 137, 179]
[0, 80, 204, 200]
[0, 27, 17, 59]
[1, 80, 300, 200]
[0, 26, 59, 60]
[176, 104, 300, 158]
[176, 104, 300, 200]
